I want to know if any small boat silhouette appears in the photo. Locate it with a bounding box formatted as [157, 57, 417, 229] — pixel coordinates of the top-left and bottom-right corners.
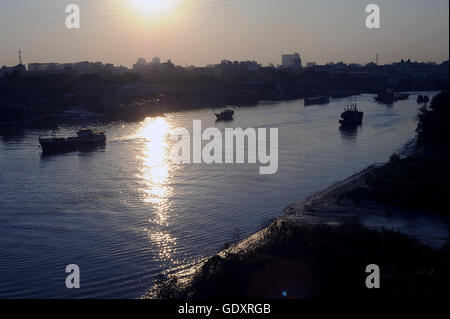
[215, 109, 234, 121]
[39, 128, 106, 154]
[339, 100, 363, 127]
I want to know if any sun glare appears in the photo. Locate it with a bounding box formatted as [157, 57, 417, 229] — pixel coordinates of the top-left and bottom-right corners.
[131, 0, 177, 16]
[135, 117, 178, 263]
[137, 117, 172, 204]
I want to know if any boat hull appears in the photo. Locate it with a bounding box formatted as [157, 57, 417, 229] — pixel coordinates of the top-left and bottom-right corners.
[304, 96, 330, 106]
[39, 136, 106, 154]
[339, 110, 363, 127]
[215, 110, 234, 121]
[375, 93, 409, 104]
[339, 119, 363, 127]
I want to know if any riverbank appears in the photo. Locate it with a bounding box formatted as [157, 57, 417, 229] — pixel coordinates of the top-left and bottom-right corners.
[143, 158, 448, 298]
[144, 144, 448, 298]
[143, 90, 449, 299]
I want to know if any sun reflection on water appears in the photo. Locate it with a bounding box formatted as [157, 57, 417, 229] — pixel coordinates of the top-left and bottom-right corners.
[136, 116, 177, 263]
[137, 117, 171, 205]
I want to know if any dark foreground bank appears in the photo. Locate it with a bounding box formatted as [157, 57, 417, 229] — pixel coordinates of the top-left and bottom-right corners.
[149, 221, 448, 298]
[146, 155, 448, 298]
[145, 90, 449, 299]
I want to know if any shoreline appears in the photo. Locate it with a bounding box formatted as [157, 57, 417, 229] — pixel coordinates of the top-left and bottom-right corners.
[143, 151, 449, 298]
[0, 90, 440, 128]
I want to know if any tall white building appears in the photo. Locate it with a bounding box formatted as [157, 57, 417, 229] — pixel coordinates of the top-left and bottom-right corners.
[136, 58, 148, 66]
[282, 53, 302, 69]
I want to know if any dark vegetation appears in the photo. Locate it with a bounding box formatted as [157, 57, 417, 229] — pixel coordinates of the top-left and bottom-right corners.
[416, 90, 449, 149]
[1, 64, 448, 116]
[0, 68, 377, 103]
[348, 156, 448, 213]
[155, 221, 448, 298]
[348, 90, 449, 213]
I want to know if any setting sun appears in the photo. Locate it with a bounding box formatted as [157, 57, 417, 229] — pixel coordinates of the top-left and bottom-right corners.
[131, 0, 177, 16]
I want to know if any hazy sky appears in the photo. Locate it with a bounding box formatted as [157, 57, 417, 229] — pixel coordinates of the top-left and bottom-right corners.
[0, 0, 448, 67]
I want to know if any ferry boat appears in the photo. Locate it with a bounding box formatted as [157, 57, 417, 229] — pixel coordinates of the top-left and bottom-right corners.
[39, 129, 106, 154]
[304, 96, 330, 106]
[339, 101, 363, 127]
[375, 90, 409, 104]
[215, 109, 234, 121]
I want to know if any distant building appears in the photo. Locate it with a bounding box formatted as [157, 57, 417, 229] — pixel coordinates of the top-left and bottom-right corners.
[282, 53, 302, 69]
[241, 60, 262, 71]
[334, 62, 347, 72]
[74, 61, 92, 72]
[136, 58, 147, 66]
[28, 62, 75, 73]
[28, 63, 51, 72]
[306, 62, 316, 68]
[133, 57, 164, 73]
[0, 64, 26, 76]
[27, 61, 126, 75]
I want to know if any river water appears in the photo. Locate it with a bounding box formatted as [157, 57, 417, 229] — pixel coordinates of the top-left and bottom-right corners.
[0, 92, 436, 298]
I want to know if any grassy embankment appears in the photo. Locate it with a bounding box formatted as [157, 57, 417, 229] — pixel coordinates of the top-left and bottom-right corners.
[155, 220, 448, 298]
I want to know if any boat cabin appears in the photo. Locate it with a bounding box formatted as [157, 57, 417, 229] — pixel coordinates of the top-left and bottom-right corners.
[77, 129, 94, 138]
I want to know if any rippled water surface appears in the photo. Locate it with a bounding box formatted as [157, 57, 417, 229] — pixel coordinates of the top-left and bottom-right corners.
[0, 93, 435, 298]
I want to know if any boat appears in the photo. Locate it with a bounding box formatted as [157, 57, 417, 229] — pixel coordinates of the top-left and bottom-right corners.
[339, 101, 363, 127]
[215, 109, 234, 121]
[39, 128, 106, 154]
[396, 93, 410, 100]
[375, 90, 409, 104]
[417, 95, 429, 104]
[304, 96, 330, 106]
